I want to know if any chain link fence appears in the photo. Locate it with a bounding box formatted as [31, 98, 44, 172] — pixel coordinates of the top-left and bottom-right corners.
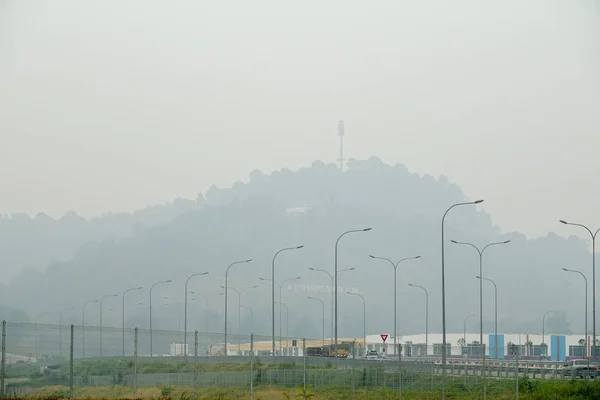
[1, 321, 597, 399]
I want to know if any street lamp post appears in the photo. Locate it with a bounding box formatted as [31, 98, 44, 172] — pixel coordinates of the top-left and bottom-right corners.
[164, 297, 182, 333]
[450, 239, 510, 349]
[346, 292, 366, 357]
[260, 276, 301, 355]
[369, 255, 421, 354]
[100, 294, 118, 357]
[441, 200, 483, 399]
[193, 293, 211, 334]
[150, 280, 172, 357]
[562, 268, 588, 356]
[309, 267, 355, 350]
[224, 259, 252, 356]
[184, 272, 209, 357]
[559, 220, 599, 355]
[239, 305, 254, 334]
[191, 292, 223, 332]
[335, 229, 371, 359]
[308, 297, 325, 348]
[275, 302, 289, 350]
[222, 285, 258, 354]
[271, 246, 303, 359]
[464, 314, 476, 346]
[192, 292, 224, 355]
[35, 312, 52, 360]
[59, 307, 74, 358]
[82, 299, 99, 358]
[542, 310, 558, 358]
[476, 276, 498, 358]
[408, 284, 429, 355]
[122, 287, 142, 356]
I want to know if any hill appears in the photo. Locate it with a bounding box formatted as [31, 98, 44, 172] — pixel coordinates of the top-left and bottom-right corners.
[1, 157, 590, 340]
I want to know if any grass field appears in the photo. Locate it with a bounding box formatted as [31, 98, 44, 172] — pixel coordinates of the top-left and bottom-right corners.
[6, 359, 600, 399]
[12, 379, 600, 400]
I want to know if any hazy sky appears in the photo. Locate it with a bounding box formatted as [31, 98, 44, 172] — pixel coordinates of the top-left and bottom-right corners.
[1, 0, 599, 238]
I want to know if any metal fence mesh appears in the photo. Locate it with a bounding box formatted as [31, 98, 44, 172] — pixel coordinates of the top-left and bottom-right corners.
[0, 321, 595, 399]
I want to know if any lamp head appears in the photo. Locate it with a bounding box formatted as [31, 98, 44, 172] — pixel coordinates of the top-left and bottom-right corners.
[559, 220, 568, 224]
[475, 275, 481, 279]
[368, 255, 375, 259]
[415, 256, 422, 259]
[309, 268, 315, 271]
[561, 268, 568, 271]
[296, 245, 304, 249]
[474, 200, 484, 204]
[450, 240, 458, 244]
[349, 267, 356, 271]
[503, 240, 511, 244]
[363, 228, 372, 231]
[245, 259, 252, 263]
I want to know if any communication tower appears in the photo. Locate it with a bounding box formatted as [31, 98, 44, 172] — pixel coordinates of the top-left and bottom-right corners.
[338, 120, 345, 171]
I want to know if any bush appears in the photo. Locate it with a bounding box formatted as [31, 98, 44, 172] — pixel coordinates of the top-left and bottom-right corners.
[160, 385, 173, 397]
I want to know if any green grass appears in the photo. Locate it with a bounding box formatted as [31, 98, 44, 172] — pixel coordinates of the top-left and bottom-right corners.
[4, 358, 327, 382]
[9, 361, 600, 399]
[17, 381, 600, 399]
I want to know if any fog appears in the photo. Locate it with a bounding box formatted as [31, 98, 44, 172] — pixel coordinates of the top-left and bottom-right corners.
[0, 1, 599, 340]
[1, 0, 599, 237]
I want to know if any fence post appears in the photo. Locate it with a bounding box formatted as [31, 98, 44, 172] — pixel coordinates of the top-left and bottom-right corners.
[515, 349, 521, 400]
[483, 344, 487, 400]
[303, 338, 307, 396]
[194, 331, 199, 400]
[430, 361, 434, 390]
[250, 334, 254, 400]
[133, 327, 138, 400]
[69, 324, 74, 400]
[398, 343, 402, 400]
[1, 320, 6, 399]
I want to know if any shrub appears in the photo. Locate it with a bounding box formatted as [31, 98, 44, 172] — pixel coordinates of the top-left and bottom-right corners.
[160, 385, 173, 397]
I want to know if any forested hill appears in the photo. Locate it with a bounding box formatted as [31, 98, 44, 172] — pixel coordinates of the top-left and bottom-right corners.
[0, 198, 204, 281]
[1, 157, 589, 338]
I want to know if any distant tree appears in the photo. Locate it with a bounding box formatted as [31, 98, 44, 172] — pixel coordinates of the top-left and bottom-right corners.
[507, 342, 519, 356]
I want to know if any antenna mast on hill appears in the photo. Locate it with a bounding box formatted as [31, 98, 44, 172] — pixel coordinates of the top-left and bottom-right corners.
[338, 120, 345, 171]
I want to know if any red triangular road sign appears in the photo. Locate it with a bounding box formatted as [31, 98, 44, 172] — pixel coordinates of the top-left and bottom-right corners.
[380, 334, 389, 343]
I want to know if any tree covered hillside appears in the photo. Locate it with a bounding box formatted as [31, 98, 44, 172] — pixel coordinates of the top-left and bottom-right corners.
[1, 157, 590, 339]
